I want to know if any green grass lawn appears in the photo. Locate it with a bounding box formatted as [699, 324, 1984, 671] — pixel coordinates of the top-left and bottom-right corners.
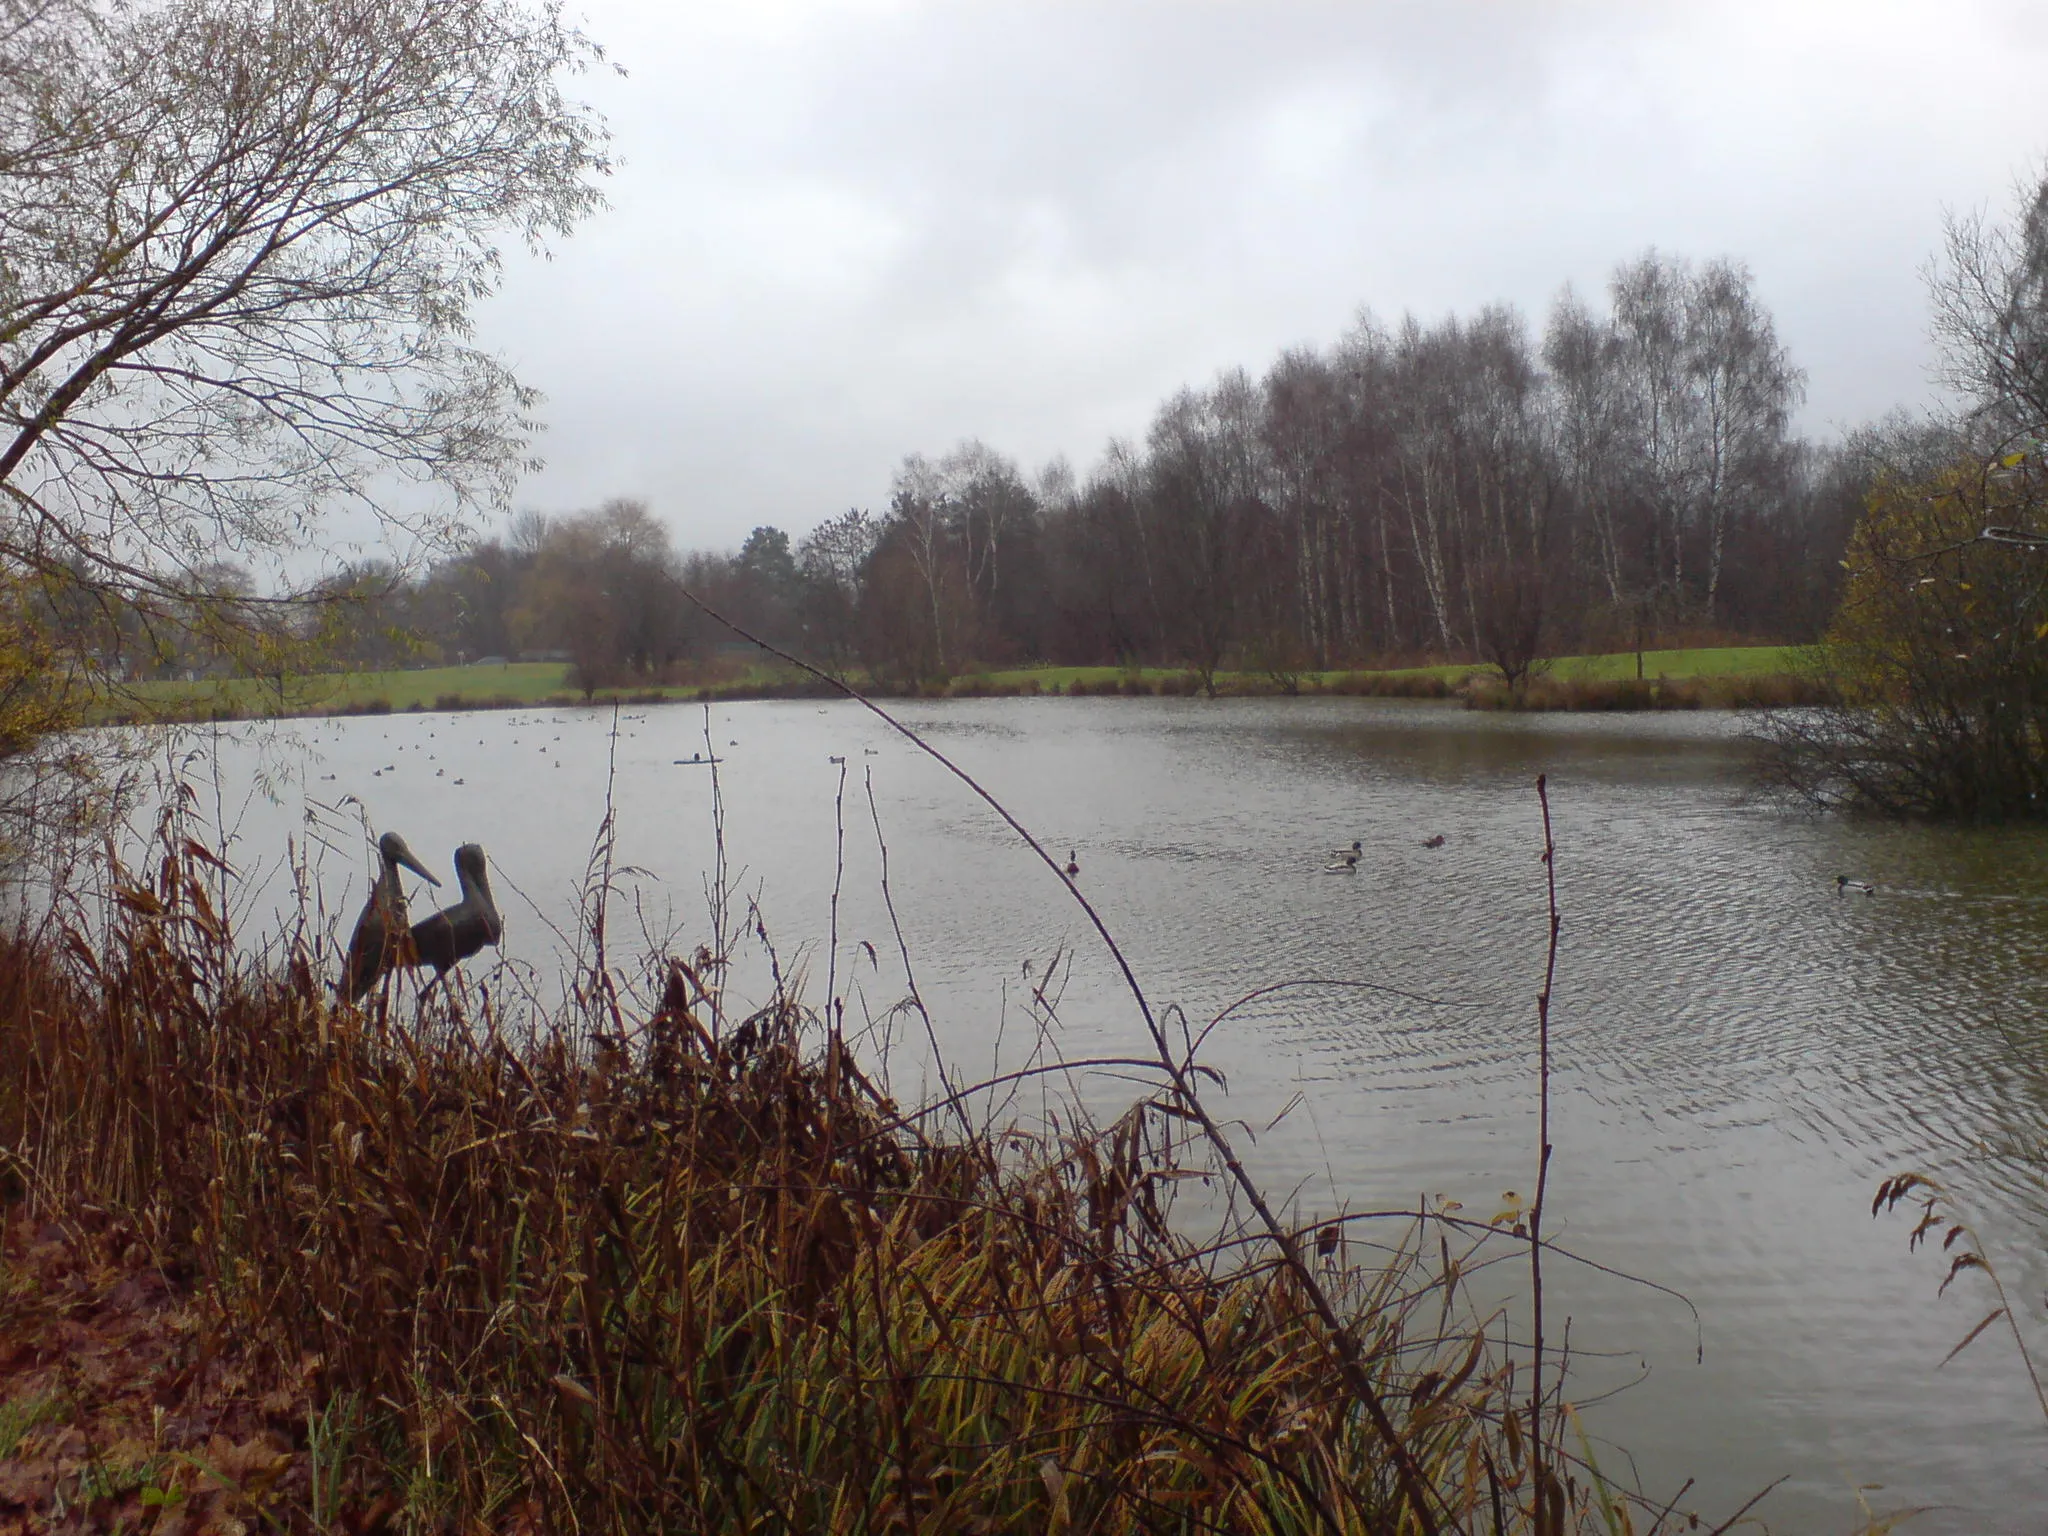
[974, 644, 1807, 690]
[1538, 644, 1807, 681]
[117, 660, 575, 715]
[110, 643, 1812, 722]
[112, 658, 804, 718]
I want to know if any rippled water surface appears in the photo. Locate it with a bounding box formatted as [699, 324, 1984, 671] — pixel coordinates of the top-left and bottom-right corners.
[123, 698, 2048, 1529]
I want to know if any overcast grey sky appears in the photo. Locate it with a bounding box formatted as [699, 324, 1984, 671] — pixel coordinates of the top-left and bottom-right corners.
[476, 0, 2048, 552]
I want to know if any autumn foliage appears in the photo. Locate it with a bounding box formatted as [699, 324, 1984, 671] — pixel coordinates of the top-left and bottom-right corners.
[1762, 452, 2048, 817]
[0, 830, 1652, 1533]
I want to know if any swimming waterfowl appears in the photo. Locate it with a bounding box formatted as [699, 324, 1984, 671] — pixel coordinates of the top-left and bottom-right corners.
[1328, 839, 1364, 860]
[1836, 875, 1875, 897]
[1323, 850, 1361, 873]
[409, 844, 504, 980]
[1421, 834, 1447, 850]
[342, 832, 439, 1001]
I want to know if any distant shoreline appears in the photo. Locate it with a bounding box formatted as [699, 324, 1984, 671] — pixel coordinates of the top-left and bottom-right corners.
[93, 644, 1824, 726]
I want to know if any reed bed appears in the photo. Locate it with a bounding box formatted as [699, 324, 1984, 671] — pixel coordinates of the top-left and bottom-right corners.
[1461, 674, 1831, 713]
[0, 817, 1682, 1534]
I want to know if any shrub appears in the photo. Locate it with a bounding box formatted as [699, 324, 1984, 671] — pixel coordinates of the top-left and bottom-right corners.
[1326, 671, 1456, 699]
[1761, 457, 2048, 817]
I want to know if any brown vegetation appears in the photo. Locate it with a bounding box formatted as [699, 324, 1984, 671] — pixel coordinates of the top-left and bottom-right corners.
[1465, 674, 1832, 713]
[0, 825, 1671, 1532]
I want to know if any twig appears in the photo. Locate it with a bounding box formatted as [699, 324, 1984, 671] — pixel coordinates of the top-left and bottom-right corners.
[863, 768, 972, 1140]
[671, 585, 1448, 1535]
[702, 703, 731, 1034]
[1530, 773, 1561, 1532]
[827, 758, 847, 1033]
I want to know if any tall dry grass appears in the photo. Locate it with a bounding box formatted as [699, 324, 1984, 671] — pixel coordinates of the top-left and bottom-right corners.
[0, 788, 1684, 1531]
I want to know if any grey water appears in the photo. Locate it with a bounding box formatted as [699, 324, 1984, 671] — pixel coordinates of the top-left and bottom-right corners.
[120, 697, 2048, 1531]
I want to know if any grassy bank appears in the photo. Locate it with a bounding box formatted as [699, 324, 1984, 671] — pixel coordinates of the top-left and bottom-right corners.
[0, 831, 1659, 1533]
[108, 644, 1819, 724]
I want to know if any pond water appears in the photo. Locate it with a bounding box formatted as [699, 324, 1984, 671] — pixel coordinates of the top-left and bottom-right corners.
[85, 697, 2048, 1529]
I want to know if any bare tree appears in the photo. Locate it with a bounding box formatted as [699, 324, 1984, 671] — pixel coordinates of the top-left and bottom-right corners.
[1607, 253, 1803, 620]
[796, 508, 877, 678]
[0, 0, 609, 710]
[1471, 557, 1548, 697]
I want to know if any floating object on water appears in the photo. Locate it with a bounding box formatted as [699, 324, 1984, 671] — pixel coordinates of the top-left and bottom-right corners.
[343, 832, 439, 1002]
[409, 844, 503, 981]
[1324, 850, 1361, 873]
[1421, 834, 1447, 850]
[1836, 875, 1875, 897]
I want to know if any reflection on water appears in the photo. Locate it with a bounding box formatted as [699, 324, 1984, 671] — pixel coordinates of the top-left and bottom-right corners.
[89, 699, 2048, 1530]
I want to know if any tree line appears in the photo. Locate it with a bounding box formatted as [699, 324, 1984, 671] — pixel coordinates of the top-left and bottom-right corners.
[174, 248, 1866, 695]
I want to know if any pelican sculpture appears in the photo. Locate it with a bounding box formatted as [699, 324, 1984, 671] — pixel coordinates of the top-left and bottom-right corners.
[343, 831, 439, 1001]
[409, 843, 504, 979]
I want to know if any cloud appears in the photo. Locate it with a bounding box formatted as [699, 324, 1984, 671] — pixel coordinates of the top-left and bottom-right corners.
[475, 0, 2048, 549]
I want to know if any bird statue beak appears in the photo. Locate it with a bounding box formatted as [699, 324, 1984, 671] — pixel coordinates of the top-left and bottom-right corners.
[396, 844, 441, 886]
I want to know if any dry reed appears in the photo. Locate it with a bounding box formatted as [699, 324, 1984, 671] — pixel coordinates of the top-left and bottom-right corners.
[0, 815, 1678, 1533]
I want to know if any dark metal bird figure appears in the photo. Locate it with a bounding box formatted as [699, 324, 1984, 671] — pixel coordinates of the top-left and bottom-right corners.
[409, 843, 503, 979]
[343, 831, 439, 1001]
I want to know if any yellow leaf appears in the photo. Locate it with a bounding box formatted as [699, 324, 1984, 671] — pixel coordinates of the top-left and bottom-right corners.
[2002, 451, 2028, 468]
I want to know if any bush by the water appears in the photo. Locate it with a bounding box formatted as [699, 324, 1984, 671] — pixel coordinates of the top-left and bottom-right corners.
[0, 829, 1646, 1533]
[1760, 457, 2048, 818]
